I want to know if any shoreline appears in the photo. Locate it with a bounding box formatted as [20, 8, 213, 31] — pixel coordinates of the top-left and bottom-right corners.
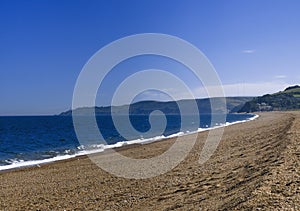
[0, 113, 258, 172]
[1, 112, 299, 210]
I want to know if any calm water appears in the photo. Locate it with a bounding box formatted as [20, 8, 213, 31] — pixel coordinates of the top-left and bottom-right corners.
[0, 113, 255, 169]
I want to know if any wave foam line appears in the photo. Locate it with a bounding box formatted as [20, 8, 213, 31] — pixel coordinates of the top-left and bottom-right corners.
[0, 114, 259, 171]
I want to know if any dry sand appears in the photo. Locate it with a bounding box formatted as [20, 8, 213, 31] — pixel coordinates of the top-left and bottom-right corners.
[0, 112, 299, 210]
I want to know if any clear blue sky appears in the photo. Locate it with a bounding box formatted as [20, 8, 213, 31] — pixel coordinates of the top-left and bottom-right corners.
[1, 0, 299, 115]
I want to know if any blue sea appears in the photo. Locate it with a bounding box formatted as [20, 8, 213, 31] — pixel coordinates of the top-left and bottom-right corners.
[0, 113, 256, 171]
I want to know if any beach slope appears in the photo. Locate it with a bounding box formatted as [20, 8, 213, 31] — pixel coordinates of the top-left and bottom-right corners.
[0, 112, 299, 210]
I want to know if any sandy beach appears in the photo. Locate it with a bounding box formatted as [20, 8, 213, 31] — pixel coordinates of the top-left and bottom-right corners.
[0, 112, 299, 210]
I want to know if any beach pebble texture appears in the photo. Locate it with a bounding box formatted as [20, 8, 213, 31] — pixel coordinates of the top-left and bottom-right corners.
[0, 112, 299, 210]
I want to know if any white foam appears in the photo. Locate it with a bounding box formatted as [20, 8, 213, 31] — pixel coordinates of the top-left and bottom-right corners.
[0, 114, 259, 172]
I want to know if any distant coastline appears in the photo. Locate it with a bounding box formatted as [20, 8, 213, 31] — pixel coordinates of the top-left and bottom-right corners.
[61, 97, 253, 116]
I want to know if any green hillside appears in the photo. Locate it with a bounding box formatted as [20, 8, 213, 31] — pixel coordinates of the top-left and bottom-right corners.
[281, 85, 300, 97]
[238, 85, 300, 113]
[60, 97, 253, 116]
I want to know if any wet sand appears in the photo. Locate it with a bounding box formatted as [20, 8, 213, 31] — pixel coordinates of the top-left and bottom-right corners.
[0, 112, 299, 210]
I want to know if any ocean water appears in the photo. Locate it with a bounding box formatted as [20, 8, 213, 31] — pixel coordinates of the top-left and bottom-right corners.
[0, 113, 256, 170]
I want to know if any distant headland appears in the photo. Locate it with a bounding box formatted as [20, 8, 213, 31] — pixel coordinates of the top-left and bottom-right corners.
[238, 85, 300, 112]
[60, 97, 253, 116]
